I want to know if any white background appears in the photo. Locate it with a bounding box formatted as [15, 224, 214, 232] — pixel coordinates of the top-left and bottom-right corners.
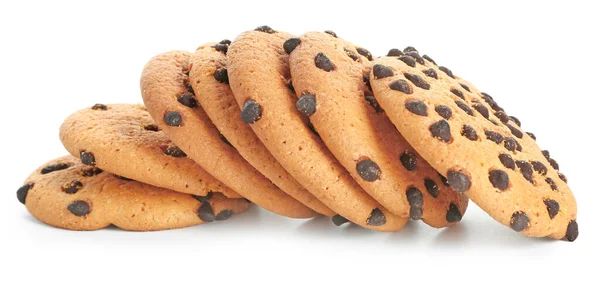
[1, 0, 598, 284]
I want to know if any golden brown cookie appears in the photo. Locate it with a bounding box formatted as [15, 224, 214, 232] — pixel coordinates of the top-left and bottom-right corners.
[140, 50, 316, 219]
[189, 42, 334, 216]
[370, 50, 578, 240]
[288, 32, 468, 228]
[59, 104, 240, 198]
[227, 26, 408, 231]
[16, 156, 251, 231]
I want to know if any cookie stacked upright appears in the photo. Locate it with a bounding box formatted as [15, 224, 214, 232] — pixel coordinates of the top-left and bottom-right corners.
[16, 26, 578, 241]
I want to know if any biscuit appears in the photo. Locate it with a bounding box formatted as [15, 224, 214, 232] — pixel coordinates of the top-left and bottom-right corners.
[59, 104, 240, 198]
[140, 50, 317, 218]
[370, 50, 577, 240]
[17, 156, 250, 231]
[288, 32, 468, 227]
[227, 26, 408, 231]
[189, 43, 334, 216]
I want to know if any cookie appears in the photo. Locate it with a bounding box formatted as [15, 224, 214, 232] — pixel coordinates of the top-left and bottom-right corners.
[17, 156, 250, 231]
[288, 32, 469, 227]
[59, 104, 240, 199]
[370, 50, 578, 240]
[189, 43, 334, 216]
[140, 50, 317, 219]
[227, 26, 408, 231]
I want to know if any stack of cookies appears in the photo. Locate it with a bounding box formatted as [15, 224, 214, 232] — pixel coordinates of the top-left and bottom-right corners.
[16, 26, 578, 241]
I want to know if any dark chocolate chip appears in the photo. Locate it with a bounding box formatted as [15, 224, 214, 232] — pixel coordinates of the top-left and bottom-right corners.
[240, 100, 262, 124]
[459, 83, 471, 92]
[544, 199, 560, 219]
[489, 170, 510, 190]
[287, 78, 295, 93]
[344, 48, 360, 61]
[255, 25, 275, 33]
[489, 119, 499, 126]
[62, 180, 83, 194]
[405, 51, 424, 65]
[80, 151, 96, 166]
[564, 220, 578, 242]
[510, 211, 529, 232]
[213, 67, 229, 84]
[215, 210, 233, 221]
[192, 192, 213, 203]
[164, 111, 182, 126]
[296, 93, 317, 116]
[367, 208, 386, 226]
[504, 136, 517, 152]
[177, 93, 197, 108]
[324, 30, 337, 37]
[219, 133, 233, 147]
[67, 200, 91, 217]
[461, 125, 478, 141]
[455, 101, 474, 116]
[400, 151, 418, 171]
[558, 173, 568, 183]
[403, 46, 418, 53]
[422, 68, 438, 79]
[429, 120, 452, 143]
[283, 38, 301, 54]
[506, 124, 523, 139]
[332, 214, 349, 226]
[389, 79, 413, 94]
[516, 160, 535, 184]
[356, 159, 381, 182]
[526, 132, 536, 140]
[373, 64, 394, 79]
[406, 187, 424, 220]
[549, 158, 559, 170]
[531, 161, 548, 175]
[17, 183, 33, 204]
[164, 146, 187, 157]
[91, 104, 108, 110]
[450, 89, 465, 100]
[509, 116, 521, 127]
[363, 74, 372, 91]
[356, 47, 373, 61]
[447, 170, 471, 192]
[41, 163, 71, 174]
[212, 43, 228, 54]
[144, 124, 159, 131]
[405, 100, 428, 116]
[446, 203, 463, 223]
[80, 166, 102, 177]
[542, 150, 551, 160]
[314, 52, 335, 71]
[439, 66, 454, 78]
[198, 201, 216, 222]
[219, 39, 231, 45]
[422, 54, 437, 65]
[495, 111, 509, 124]
[545, 177, 558, 191]
[472, 102, 489, 118]
[485, 130, 504, 144]
[365, 95, 384, 113]
[438, 172, 450, 186]
[499, 153, 516, 170]
[435, 105, 452, 119]
[515, 140, 523, 152]
[398, 55, 416, 67]
[424, 178, 439, 198]
[404, 73, 430, 90]
[387, 48, 403, 56]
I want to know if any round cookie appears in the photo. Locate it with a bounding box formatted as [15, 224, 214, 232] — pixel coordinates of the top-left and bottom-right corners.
[140, 50, 316, 219]
[59, 104, 240, 198]
[370, 50, 578, 240]
[17, 156, 251, 231]
[227, 26, 408, 231]
[288, 32, 468, 227]
[189, 43, 334, 216]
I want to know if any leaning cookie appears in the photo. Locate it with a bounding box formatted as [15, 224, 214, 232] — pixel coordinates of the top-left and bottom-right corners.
[228, 26, 408, 231]
[59, 104, 240, 198]
[16, 156, 251, 231]
[370, 49, 577, 240]
[288, 32, 468, 228]
[140, 50, 317, 219]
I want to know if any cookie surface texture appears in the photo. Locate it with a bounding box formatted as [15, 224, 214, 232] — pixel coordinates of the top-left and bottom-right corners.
[227, 27, 408, 231]
[18, 156, 250, 231]
[140, 50, 316, 218]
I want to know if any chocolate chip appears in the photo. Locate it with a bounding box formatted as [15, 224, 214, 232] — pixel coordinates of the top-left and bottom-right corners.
[485, 130, 504, 144]
[564, 220, 578, 242]
[215, 210, 233, 221]
[435, 105, 452, 119]
[455, 101, 474, 116]
[356, 159, 381, 181]
[398, 55, 416, 67]
[406, 187, 424, 220]
[41, 163, 71, 174]
[212, 43, 228, 54]
[531, 161, 548, 175]
[526, 132, 536, 140]
[424, 178, 439, 198]
[515, 140, 523, 152]
[447, 170, 471, 192]
[400, 151, 418, 171]
[461, 125, 478, 141]
[404, 73, 430, 90]
[429, 120, 452, 143]
[67, 200, 90, 216]
[80, 151, 96, 166]
[387, 48, 403, 56]
[367, 208, 386, 226]
[177, 93, 197, 108]
[558, 173, 568, 183]
[506, 124, 523, 139]
[438, 172, 450, 186]
[422, 68, 438, 79]
[363, 74, 372, 91]
[489, 170, 510, 190]
[510, 211, 529, 232]
[91, 104, 107, 110]
[542, 150, 551, 160]
[499, 153, 516, 170]
[450, 89, 465, 100]
[459, 83, 471, 92]
[389, 79, 413, 94]
[283, 38, 301, 54]
[365, 95, 384, 113]
[61, 180, 83, 194]
[344, 48, 360, 61]
[324, 30, 337, 37]
[545, 177, 558, 191]
[296, 93, 317, 116]
[164, 146, 187, 157]
[164, 111, 182, 126]
[332, 214, 349, 226]
[403, 46, 418, 53]
[504, 136, 517, 152]
[406, 51, 425, 65]
[549, 158, 559, 170]
[144, 124, 159, 131]
[516, 160, 535, 184]
[213, 67, 229, 84]
[356, 47, 373, 61]
[495, 111, 509, 124]
[489, 119, 499, 126]
[315, 52, 335, 71]
[373, 64, 394, 79]
[509, 116, 521, 127]
[255, 25, 275, 33]
[405, 100, 428, 116]
[219, 133, 233, 147]
[422, 54, 437, 65]
[286, 78, 295, 93]
[219, 39, 231, 45]
[192, 192, 213, 203]
[446, 203, 463, 223]
[17, 183, 33, 204]
[544, 199, 560, 219]
[472, 102, 489, 118]
[241, 100, 262, 124]
[482, 93, 503, 112]
[79, 166, 102, 177]
[439, 66, 454, 78]
[198, 201, 216, 222]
